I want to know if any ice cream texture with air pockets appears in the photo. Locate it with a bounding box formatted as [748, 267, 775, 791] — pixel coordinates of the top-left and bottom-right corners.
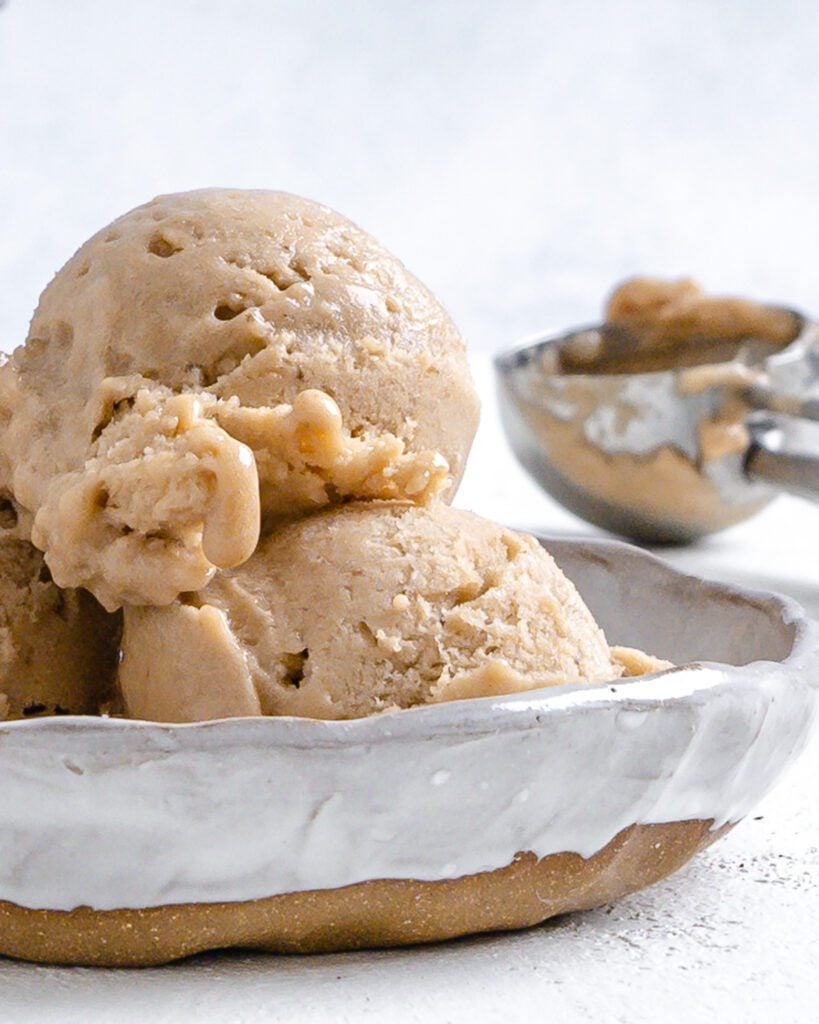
[118, 502, 670, 723]
[0, 189, 480, 611]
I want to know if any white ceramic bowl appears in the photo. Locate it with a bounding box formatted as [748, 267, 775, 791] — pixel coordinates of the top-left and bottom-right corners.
[0, 536, 816, 965]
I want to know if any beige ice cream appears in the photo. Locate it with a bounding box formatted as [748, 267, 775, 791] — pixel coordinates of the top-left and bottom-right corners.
[0, 498, 120, 720]
[0, 194, 673, 730]
[118, 502, 664, 723]
[605, 276, 799, 358]
[559, 275, 800, 375]
[2, 189, 479, 610]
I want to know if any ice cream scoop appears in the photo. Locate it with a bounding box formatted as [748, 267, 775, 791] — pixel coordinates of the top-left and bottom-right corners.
[2, 189, 479, 609]
[496, 277, 819, 544]
[118, 502, 661, 723]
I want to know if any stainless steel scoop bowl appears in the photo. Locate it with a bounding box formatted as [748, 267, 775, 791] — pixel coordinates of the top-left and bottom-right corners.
[495, 314, 819, 544]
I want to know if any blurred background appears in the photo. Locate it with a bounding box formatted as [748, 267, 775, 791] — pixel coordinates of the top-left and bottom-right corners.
[1, 0, 817, 609]
[2, 0, 818, 354]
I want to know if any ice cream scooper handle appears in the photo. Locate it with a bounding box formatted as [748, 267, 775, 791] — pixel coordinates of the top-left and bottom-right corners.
[745, 410, 819, 501]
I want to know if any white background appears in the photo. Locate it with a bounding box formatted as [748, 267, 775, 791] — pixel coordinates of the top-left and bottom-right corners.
[3, 0, 819, 354]
[0, 2, 817, 1021]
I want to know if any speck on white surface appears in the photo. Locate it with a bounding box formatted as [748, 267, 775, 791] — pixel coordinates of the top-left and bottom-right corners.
[0, 1, 817, 1020]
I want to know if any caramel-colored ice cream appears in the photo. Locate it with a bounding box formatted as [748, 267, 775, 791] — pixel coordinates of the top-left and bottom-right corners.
[2, 190, 479, 610]
[118, 502, 653, 723]
[0, 498, 120, 720]
[0, 195, 676, 731]
[603, 276, 799, 370]
[559, 276, 800, 375]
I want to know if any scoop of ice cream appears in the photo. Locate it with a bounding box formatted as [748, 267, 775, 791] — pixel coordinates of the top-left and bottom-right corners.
[0, 498, 120, 720]
[3, 189, 479, 610]
[118, 502, 625, 723]
[597, 276, 800, 373]
[559, 276, 801, 376]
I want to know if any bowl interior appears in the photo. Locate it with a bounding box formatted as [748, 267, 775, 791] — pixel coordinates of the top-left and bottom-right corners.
[545, 537, 796, 668]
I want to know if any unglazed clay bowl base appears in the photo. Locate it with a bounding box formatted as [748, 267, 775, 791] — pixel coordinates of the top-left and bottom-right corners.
[0, 538, 816, 966]
[0, 821, 729, 967]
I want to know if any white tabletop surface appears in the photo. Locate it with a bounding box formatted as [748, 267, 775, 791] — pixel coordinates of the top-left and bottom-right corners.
[1, 1, 817, 1020]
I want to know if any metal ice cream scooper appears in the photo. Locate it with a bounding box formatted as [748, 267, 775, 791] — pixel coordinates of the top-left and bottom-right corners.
[495, 311, 819, 544]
